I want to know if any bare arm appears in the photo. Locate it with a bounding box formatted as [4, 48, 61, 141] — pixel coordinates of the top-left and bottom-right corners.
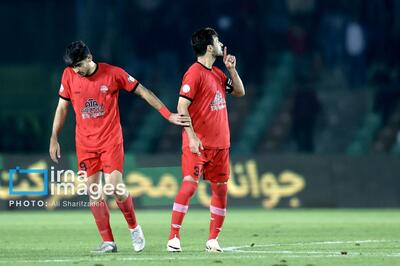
[49, 98, 70, 163]
[134, 83, 166, 111]
[223, 47, 245, 97]
[228, 68, 245, 97]
[178, 97, 203, 155]
[135, 84, 191, 126]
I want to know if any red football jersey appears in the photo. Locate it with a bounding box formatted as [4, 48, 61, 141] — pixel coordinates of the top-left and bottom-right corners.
[58, 63, 139, 150]
[179, 62, 231, 149]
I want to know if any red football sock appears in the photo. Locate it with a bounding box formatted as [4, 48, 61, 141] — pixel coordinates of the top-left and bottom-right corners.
[209, 183, 227, 240]
[90, 199, 114, 242]
[169, 181, 198, 239]
[116, 194, 138, 229]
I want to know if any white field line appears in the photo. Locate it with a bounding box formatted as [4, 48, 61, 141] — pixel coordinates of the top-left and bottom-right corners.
[1, 252, 400, 264]
[0, 255, 280, 264]
[223, 239, 396, 251]
[0, 253, 400, 264]
[230, 250, 400, 256]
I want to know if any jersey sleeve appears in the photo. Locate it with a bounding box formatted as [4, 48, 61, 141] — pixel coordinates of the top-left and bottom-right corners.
[114, 67, 139, 92]
[59, 69, 71, 101]
[179, 68, 200, 102]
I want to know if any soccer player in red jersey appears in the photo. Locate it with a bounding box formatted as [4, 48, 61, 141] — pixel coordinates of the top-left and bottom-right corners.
[49, 41, 190, 254]
[167, 28, 245, 252]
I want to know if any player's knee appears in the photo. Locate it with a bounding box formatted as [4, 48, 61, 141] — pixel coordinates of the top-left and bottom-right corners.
[114, 193, 128, 201]
[211, 182, 228, 197]
[113, 185, 128, 201]
[88, 191, 103, 203]
[183, 175, 198, 183]
[86, 182, 103, 202]
[107, 182, 128, 201]
[180, 178, 198, 198]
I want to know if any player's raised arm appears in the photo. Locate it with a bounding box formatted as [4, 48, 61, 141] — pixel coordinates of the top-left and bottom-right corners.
[223, 46, 245, 97]
[49, 98, 70, 163]
[178, 96, 203, 155]
[134, 83, 191, 127]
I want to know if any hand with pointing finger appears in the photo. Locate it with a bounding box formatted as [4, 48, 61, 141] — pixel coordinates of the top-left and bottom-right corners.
[223, 46, 236, 70]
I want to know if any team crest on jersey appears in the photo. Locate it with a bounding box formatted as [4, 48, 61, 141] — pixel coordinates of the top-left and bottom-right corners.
[81, 98, 105, 119]
[100, 85, 109, 93]
[128, 75, 135, 83]
[182, 84, 190, 93]
[210, 90, 226, 111]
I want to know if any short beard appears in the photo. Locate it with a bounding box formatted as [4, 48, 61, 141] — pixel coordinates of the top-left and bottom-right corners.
[213, 51, 223, 58]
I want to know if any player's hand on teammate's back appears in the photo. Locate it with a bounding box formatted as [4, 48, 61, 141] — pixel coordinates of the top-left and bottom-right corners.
[49, 137, 61, 163]
[223, 46, 236, 70]
[168, 113, 191, 127]
[188, 135, 204, 156]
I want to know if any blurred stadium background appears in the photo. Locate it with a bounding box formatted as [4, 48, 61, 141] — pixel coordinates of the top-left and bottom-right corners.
[1, 0, 400, 209]
[1, 1, 400, 265]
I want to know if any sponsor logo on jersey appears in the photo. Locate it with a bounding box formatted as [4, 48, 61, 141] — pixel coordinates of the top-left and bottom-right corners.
[81, 98, 105, 119]
[210, 90, 226, 111]
[100, 85, 109, 93]
[128, 75, 135, 83]
[59, 84, 64, 93]
[182, 84, 190, 93]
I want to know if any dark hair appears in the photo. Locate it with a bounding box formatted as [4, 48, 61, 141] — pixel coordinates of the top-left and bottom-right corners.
[191, 27, 218, 57]
[63, 41, 91, 67]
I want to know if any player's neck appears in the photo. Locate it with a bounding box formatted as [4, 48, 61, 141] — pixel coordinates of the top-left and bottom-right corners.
[197, 55, 215, 69]
[87, 61, 97, 76]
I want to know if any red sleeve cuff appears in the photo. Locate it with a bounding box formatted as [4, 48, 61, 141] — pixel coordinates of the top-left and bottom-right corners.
[179, 94, 193, 102]
[59, 94, 71, 101]
[127, 81, 139, 93]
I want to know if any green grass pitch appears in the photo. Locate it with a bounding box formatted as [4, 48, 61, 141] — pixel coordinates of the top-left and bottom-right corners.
[0, 209, 399, 265]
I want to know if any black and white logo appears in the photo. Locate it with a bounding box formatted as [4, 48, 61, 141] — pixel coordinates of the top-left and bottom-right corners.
[210, 91, 226, 111]
[81, 99, 105, 119]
